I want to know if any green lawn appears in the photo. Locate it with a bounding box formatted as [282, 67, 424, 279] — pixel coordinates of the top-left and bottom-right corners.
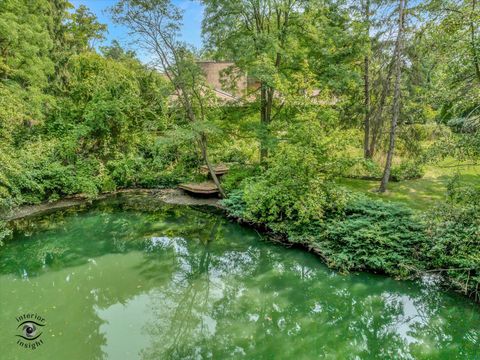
[338, 160, 480, 211]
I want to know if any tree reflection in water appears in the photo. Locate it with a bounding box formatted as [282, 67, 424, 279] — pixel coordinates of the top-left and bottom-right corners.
[0, 194, 479, 360]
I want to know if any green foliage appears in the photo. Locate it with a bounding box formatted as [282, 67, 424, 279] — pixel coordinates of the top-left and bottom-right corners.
[0, 0, 54, 87]
[299, 197, 428, 276]
[447, 116, 480, 134]
[242, 172, 348, 231]
[100, 40, 136, 60]
[51, 51, 167, 153]
[68, 5, 107, 52]
[345, 155, 425, 183]
[223, 189, 429, 278]
[425, 178, 480, 300]
[425, 0, 480, 121]
[220, 165, 261, 193]
[229, 109, 351, 230]
[0, 1, 187, 215]
[390, 160, 424, 181]
[220, 189, 247, 219]
[0, 0, 479, 307]
[439, 117, 480, 159]
[345, 158, 383, 179]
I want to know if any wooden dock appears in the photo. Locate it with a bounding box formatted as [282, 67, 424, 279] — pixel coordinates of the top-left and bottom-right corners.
[178, 181, 219, 195]
[200, 164, 229, 176]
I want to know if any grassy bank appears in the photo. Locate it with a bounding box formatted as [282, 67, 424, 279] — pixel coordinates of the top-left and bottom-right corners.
[339, 160, 480, 211]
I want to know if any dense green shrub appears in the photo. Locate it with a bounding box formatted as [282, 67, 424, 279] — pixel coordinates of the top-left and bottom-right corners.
[223, 188, 429, 278]
[291, 197, 428, 277]
[222, 171, 480, 300]
[228, 114, 351, 231]
[220, 165, 261, 193]
[390, 160, 424, 181]
[0, 48, 186, 211]
[425, 181, 480, 300]
[239, 155, 349, 231]
[220, 189, 247, 218]
[344, 158, 383, 179]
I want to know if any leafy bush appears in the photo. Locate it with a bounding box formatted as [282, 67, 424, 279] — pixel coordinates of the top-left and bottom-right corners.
[288, 196, 428, 277]
[216, 146, 250, 164]
[243, 176, 348, 232]
[390, 161, 424, 181]
[220, 165, 261, 193]
[0, 49, 179, 209]
[222, 167, 480, 300]
[425, 180, 480, 300]
[238, 151, 349, 232]
[223, 187, 429, 278]
[345, 158, 383, 179]
[220, 189, 247, 218]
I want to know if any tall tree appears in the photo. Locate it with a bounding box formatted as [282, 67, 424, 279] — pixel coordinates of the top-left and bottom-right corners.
[424, 0, 480, 120]
[0, 0, 53, 87]
[47, 1, 107, 92]
[363, 0, 372, 159]
[202, 0, 305, 163]
[69, 5, 107, 52]
[379, 0, 407, 192]
[111, 0, 226, 197]
[356, 0, 397, 159]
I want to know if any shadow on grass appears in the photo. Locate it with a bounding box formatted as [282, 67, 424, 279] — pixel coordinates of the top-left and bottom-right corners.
[339, 162, 480, 211]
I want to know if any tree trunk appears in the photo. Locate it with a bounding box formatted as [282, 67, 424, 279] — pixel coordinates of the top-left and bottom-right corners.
[199, 133, 226, 198]
[260, 82, 273, 163]
[260, 83, 268, 162]
[369, 57, 395, 157]
[363, 54, 371, 158]
[363, 0, 372, 159]
[379, 0, 406, 193]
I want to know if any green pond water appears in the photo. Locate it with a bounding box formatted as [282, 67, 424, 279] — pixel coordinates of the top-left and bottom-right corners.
[0, 194, 479, 360]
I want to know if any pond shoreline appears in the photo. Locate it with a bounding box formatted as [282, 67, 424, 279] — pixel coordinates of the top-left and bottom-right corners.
[3, 189, 478, 305]
[4, 189, 326, 275]
[3, 188, 222, 221]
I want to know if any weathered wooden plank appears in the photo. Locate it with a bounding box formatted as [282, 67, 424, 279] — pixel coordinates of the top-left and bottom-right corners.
[200, 164, 230, 176]
[178, 181, 219, 195]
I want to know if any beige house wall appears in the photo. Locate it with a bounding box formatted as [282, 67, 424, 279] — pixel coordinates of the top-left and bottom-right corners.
[197, 61, 248, 97]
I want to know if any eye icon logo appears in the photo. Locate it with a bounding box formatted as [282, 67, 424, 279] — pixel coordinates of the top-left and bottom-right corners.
[18, 321, 43, 340]
[15, 313, 46, 350]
